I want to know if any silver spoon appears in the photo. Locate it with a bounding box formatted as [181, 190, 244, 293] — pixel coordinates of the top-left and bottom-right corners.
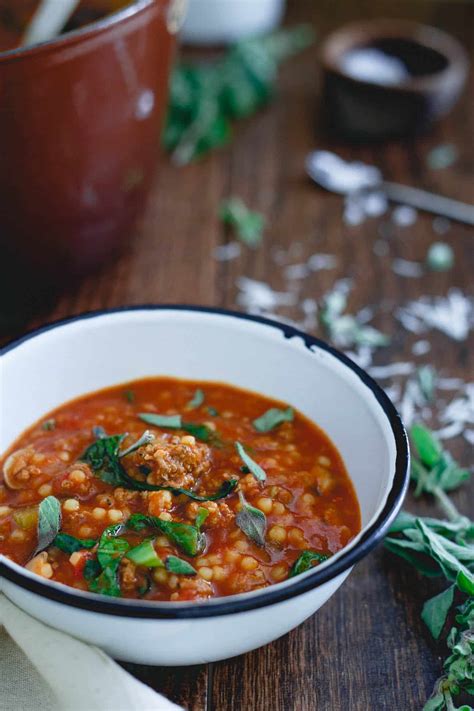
[306, 150, 474, 226]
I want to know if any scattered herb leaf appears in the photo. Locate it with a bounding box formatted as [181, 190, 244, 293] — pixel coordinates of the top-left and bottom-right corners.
[319, 283, 390, 349]
[126, 539, 164, 568]
[187, 389, 205, 409]
[41, 419, 56, 431]
[427, 242, 454, 272]
[118, 430, 155, 458]
[127, 514, 205, 557]
[421, 585, 455, 640]
[426, 144, 458, 171]
[141, 478, 239, 502]
[33, 496, 62, 557]
[137, 573, 152, 597]
[88, 561, 123, 597]
[138, 413, 182, 428]
[410, 424, 470, 499]
[53, 533, 97, 554]
[220, 197, 265, 247]
[165, 555, 197, 576]
[83, 558, 102, 581]
[235, 442, 266, 482]
[123, 390, 135, 403]
[417, 366, 437, 403]
[236, 492, 266, 547]
[138, 413, 217, 443]
[289, 550, 330, 577]
[81, 433, 127, 486]
[160, 478, 239, 502]
[195, 507, 209, 531]
[96, 524, 129, 570]
[86, 524, 130, 597]
[180, 422, 217, 443]
[207, 406, 219, 417]
[253, 406, 294, 432]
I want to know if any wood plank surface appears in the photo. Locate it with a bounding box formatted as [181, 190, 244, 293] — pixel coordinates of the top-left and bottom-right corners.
[1, 1, 473, 709]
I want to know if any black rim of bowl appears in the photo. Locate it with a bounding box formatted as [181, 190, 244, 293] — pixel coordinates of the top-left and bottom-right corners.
[0, 305, 410, 619]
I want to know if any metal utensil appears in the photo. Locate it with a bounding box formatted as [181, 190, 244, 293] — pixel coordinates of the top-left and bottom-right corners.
[306, 150, 474, 226]
[22, 0, 80, 47]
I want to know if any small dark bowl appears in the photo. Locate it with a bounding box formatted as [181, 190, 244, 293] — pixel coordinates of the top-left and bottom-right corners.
[320, 20, 469, 141]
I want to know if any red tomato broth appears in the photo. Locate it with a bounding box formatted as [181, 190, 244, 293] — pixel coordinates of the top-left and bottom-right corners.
[0, 377, 361, 601]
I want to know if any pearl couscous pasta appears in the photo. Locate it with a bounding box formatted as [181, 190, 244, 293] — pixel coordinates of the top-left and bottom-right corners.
[0, 378, 361, 601]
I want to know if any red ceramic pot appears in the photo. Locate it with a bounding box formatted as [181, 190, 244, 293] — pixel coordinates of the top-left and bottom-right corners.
[0, 0, 181, 279]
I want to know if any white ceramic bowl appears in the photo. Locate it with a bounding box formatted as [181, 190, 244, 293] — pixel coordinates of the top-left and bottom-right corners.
[0, 307, 408, 665]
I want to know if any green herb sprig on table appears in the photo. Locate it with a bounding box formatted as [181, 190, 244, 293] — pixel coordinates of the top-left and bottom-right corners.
[385, 425, 473, 711]
[163, 25, 314, 165]
[219, 197, 265, 248]
[409, 424, 470, 509]
[319, 284, 390, 349]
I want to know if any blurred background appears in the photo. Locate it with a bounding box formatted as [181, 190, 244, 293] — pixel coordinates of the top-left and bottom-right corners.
[0, 1, 472, 707]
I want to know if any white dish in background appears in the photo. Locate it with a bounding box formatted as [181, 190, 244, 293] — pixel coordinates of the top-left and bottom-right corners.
[0, 306, 409, 665]
[181, 0, 285, 45]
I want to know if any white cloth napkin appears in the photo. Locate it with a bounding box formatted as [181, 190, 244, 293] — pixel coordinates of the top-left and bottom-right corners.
[0, 595, 183, 711]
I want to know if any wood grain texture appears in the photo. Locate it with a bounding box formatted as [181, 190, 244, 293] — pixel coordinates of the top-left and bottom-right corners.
[1, 1, 473, 709]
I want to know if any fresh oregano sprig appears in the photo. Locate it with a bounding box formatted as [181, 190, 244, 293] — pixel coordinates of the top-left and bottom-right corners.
[163, 26, 314, 165]
[410, 425, 470, 517]
[319, 282, 390, 349]
[385, 425, 473, 711]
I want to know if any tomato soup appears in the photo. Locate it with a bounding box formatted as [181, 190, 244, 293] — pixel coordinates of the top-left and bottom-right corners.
[0, 378, 361, 601]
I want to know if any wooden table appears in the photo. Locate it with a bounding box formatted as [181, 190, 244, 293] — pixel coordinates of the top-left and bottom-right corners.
[2, 1, 473, 709]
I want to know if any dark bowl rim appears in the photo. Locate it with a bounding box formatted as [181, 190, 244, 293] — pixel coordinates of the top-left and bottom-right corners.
[0, 304, 410, 619]
[320, 18, 469, 94]
[0, 0, 158, 63]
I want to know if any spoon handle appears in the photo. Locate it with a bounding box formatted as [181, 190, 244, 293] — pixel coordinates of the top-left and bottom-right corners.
[22, 0, 80, 47]
[382, 182, 474, 226]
